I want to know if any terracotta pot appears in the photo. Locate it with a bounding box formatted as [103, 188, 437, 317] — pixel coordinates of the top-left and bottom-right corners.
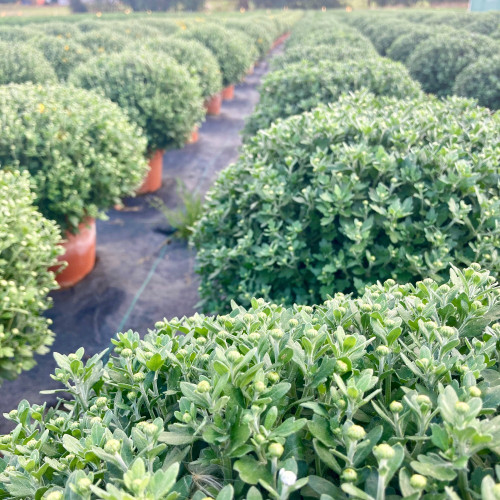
[222, 84, 235, 101]
[204, 92, 222, 116]
[51, 218, 96, 289]
[137, 150, 164, 194]
[187, 126, 199, 145]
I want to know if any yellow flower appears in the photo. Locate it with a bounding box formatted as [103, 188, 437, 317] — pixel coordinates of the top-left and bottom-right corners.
[38, 103, 45, 113]
[64, 45, 70, 51]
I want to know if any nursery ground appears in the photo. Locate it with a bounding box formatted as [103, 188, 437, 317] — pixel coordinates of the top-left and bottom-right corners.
[0, 50, 280, 432]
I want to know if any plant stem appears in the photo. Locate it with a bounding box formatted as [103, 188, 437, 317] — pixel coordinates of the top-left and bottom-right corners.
[458, 469, 472, 500]
[376, 473, 386, 500]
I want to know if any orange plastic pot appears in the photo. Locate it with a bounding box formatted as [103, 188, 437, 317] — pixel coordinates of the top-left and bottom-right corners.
[51, 218, 96, 289]
[187, 126, 199, 145]
[137, 150, 164, 194]
[222, 84, 235, 101]
[204, 93, 222, 115]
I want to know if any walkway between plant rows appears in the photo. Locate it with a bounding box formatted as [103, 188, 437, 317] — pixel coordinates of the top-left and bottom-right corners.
[0, 47, 282, 432]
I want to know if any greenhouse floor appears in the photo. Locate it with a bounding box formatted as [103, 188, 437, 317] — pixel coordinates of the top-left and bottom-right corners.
[0, 51, 279, 432]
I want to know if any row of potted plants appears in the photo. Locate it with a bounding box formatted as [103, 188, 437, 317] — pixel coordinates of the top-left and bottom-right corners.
[0, 12, 299, 386]
[0, 12, 298, 290]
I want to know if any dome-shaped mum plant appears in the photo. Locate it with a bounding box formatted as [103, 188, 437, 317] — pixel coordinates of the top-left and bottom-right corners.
[179, 24, 255, 87]
[194, 92, 500, 310]
[1, 265, 500, 500]
[34, 36, 91, 81]
[0, 83, 148, 233]
[243, 58, 422, 138]
[0, 41, 57, 85]
[0, 170, 62, 384]
[69, 50, 205, 154]
[139, 36, 222, 99]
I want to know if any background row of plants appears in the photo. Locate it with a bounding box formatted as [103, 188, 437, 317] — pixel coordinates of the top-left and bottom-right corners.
[0, 11, 298, 386]
[337, 9, 500, 110]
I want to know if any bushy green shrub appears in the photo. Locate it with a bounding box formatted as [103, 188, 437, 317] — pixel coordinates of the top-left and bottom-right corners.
[271, 42, 377, 70]
[224, 19, 274, 58]
[407, 31, 500, 96]
[143, 18, 182, 35]
[194, 92, 500, 310]
[180, 24, 256, 86]
[0, 83, 148, 233]
[74, 28, 129, 55]
[34, 36, 91, 81]
[243, 59, 422, 138]
[0, 170, 62, 384]
[139, 37, 222, 99]
[70, 50, 204, 154]
[454, 55, 500, 110]
[39, 21, 81, 39]
[286, 28, 373, 52]
[362, 20, 414, 56]
[0, 26, 38, 42]
[0, 42, 57, 85]
[386, 26, 434, 63]
[466, 11, 500, 35]
[1, 265, 500, 500]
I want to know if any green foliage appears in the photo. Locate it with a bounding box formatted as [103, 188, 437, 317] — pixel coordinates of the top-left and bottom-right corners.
[0, 26, 38, 42]
[454, 55, 500, 111]
[69, 50, 205, 154]
[33, 36, 91, 81]
[179, 24, 256, 86]
[271, 42, 377, 70]
[286, 27, 373, 52]
[74, 28, 129, 55]
[150, 180, 203, 240]
[243, 59, 422, 138]
[1, 266, 500, 499]
[0, 41, 57, 85]
[139, 36, 222, 99]
[194, 92, 500, 310]
[223, 19, 274, 58]
[361, 20, 413, 56]
[407, 31, 500, 97]
[0, 83, 148, 233]
[0, 170, 62, 384]
[38, 21, 81, 39]
[386, 27, 435, 63]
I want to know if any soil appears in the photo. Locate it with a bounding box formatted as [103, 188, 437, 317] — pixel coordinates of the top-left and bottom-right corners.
[0, 46, 282, 433]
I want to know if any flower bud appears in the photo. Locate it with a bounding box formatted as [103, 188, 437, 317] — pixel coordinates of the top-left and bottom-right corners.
[390, 401, 403, 413]
[271, 328, 284, 339]
[347, 387, 359, 400]
[268, 442, 284, 458]
[336, 360, 348, 373]
[416, 395, 431, 409]
[227, 350, 242, 363]
[26, 439, 37, 450]
[455, 401, 470, 415]
[46, 492, 64, 500]
[410, 474, 427, 490]
[182, 413, 192, 423]
[95, 397, 107, 408]
[8, 410, 18, 419]
[254, 381, 266, 393]
[469, 386, 481, 397]
[306, 328, 318, 339]
[289, 319, 298, 327]
[77, 478, 92, 491]
[376, 345, 390, 356]
[121, 348, 133, 358]
[133, 372, 146, 382]
[493, 484, 500, 499]
[104, 439, 121, 454]
[127, 391, 137, 400]
[279, 469, 297, 486]
[254, 434, 266, 445]
[196, 380, 211, 393]
[373, 444, 395, 460]
[342, 468, 357, 482]
[347, 425, 366, 441]
[267, 371, 280, 383]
